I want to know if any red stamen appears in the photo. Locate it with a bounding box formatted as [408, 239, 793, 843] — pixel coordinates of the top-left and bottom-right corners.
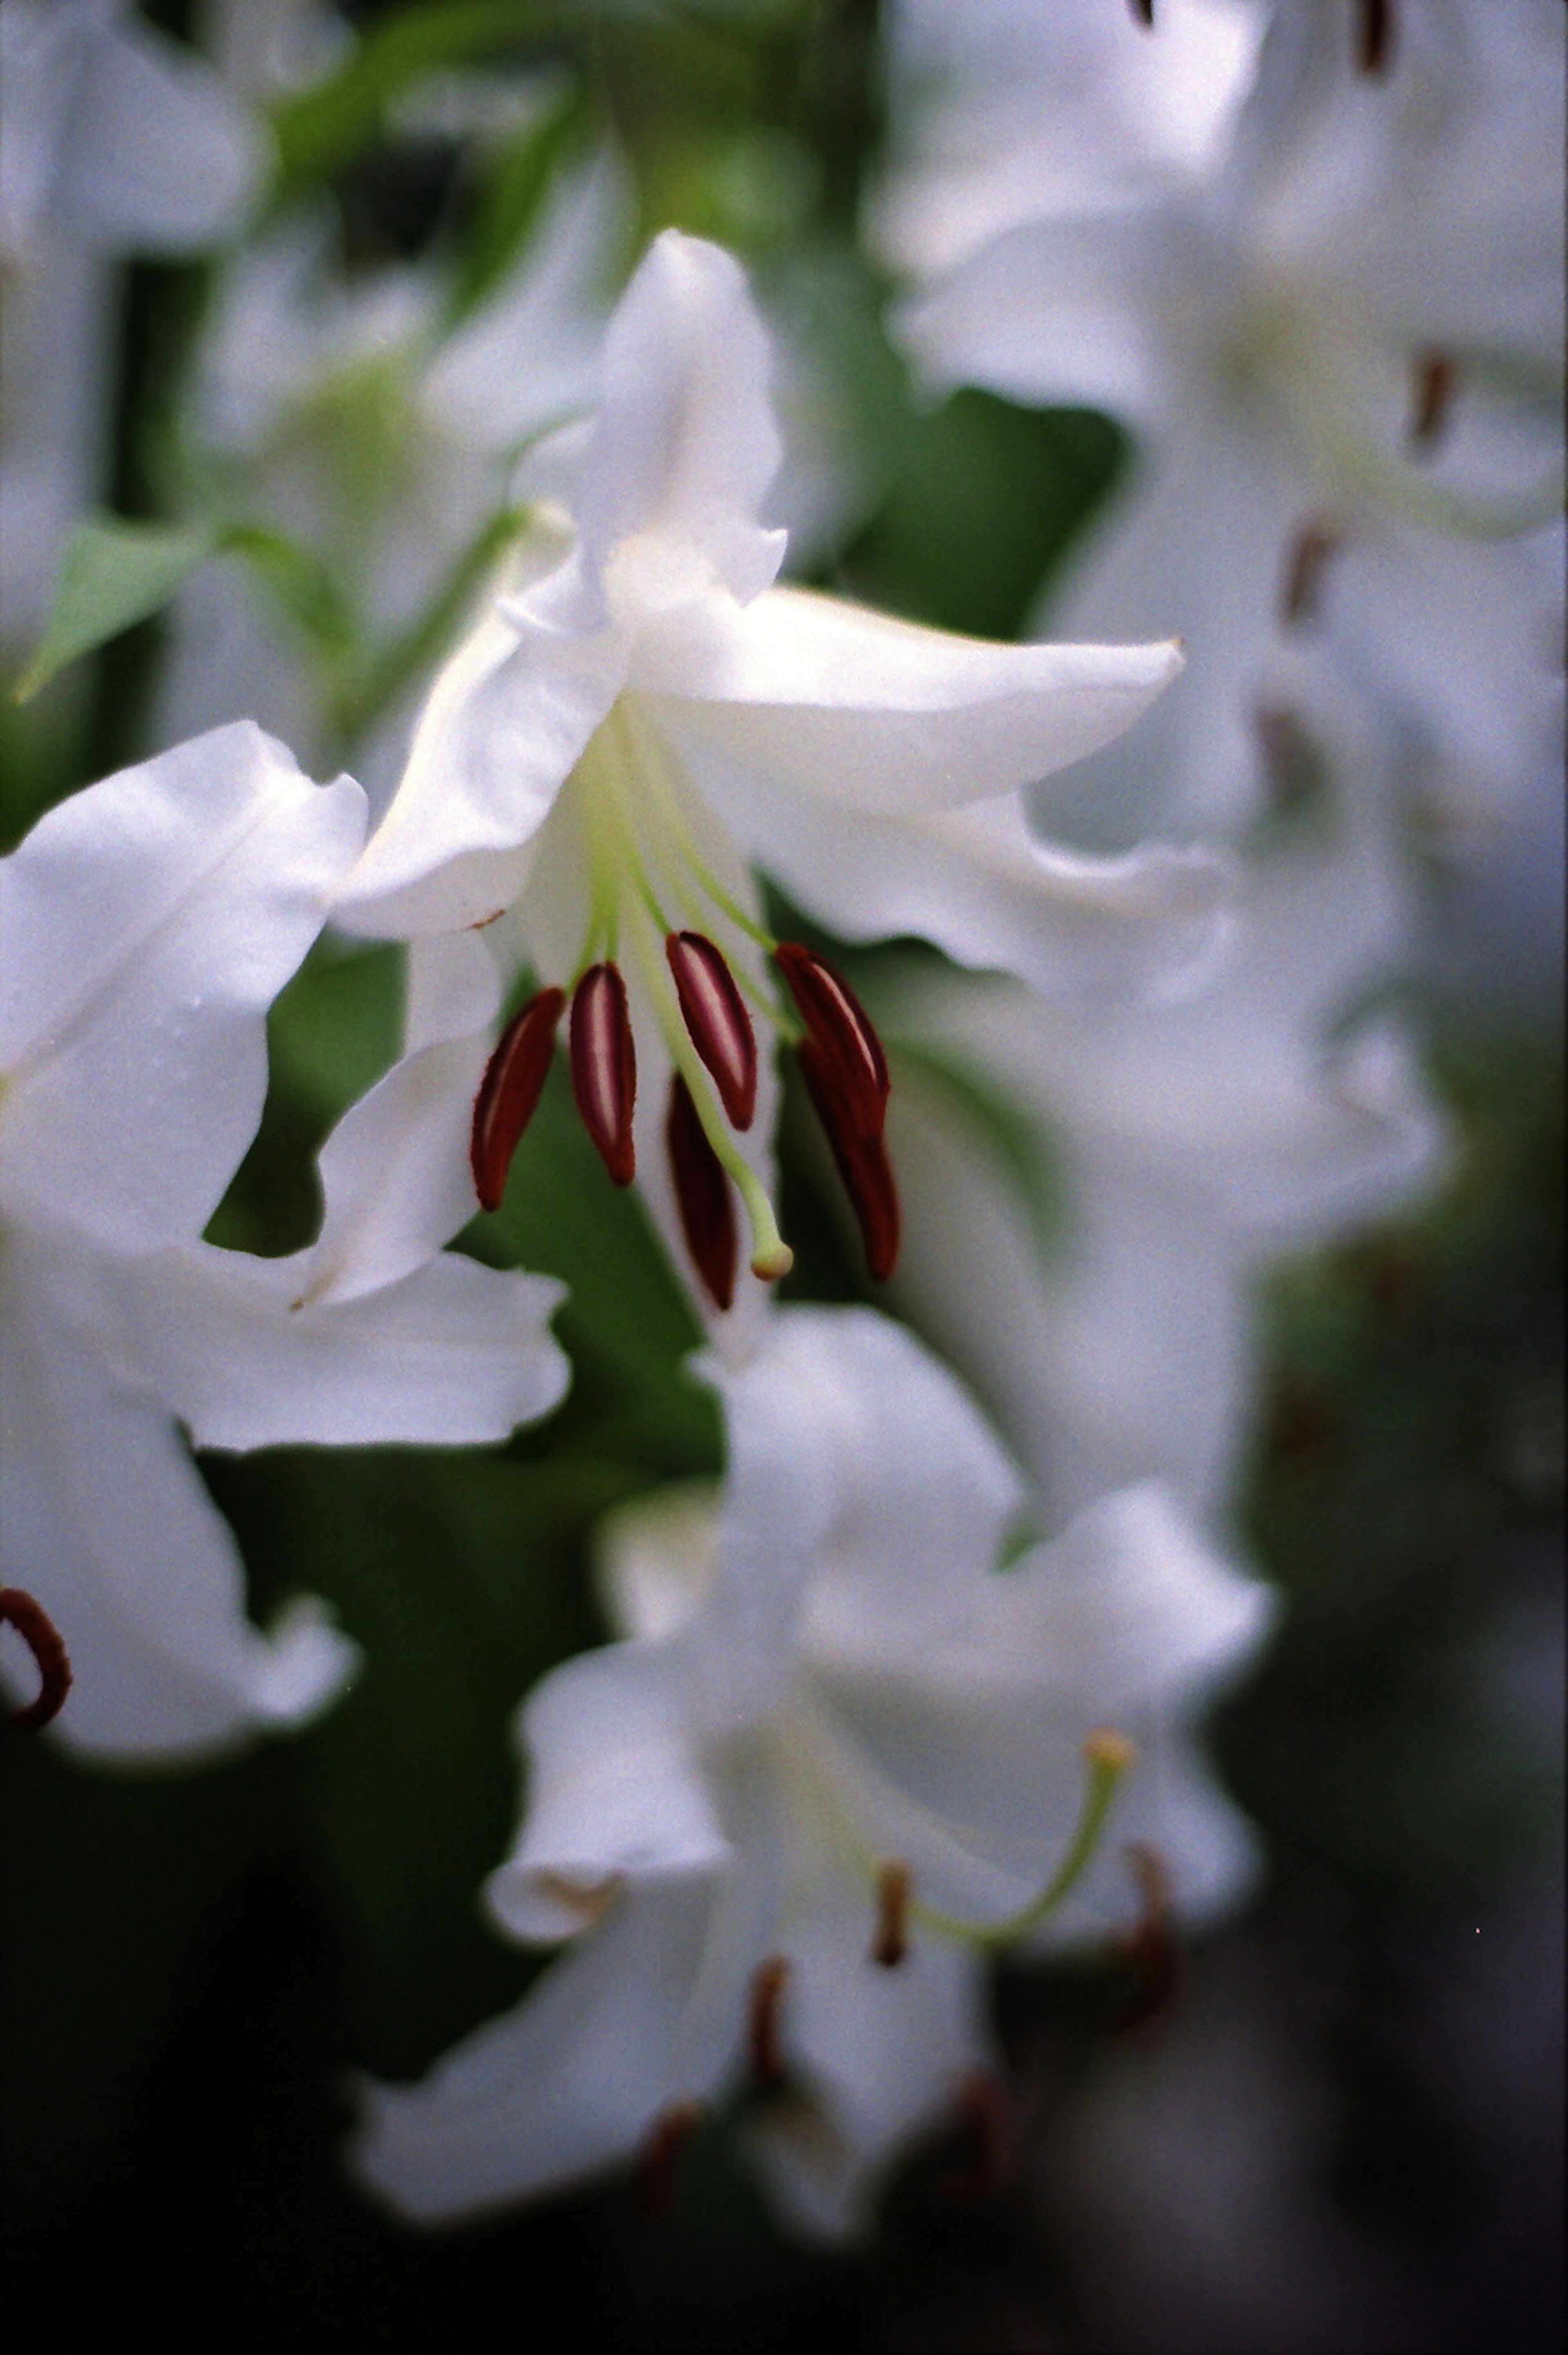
[1279, 521, 1338, 627]
[0, 1589, 72, 1733]
[470, 987, 566, 1212]
[1356, 0, 1394, 75]
[872, 1860, 913, 1969]
[799, 1043, 901, 1282]
[1409, 350, 1455, 449]
[570, 962, 637, 1185]
[637, 2099, 704, 2220]
[775, 943, 890, 1136]
[666, 932, 758, 1130]
[938, 2070, 1016, 2205]
[1109, 1841, 1183, 2033]
[666, 1073, 738, 1312]
[747, 1956, 791, 2090]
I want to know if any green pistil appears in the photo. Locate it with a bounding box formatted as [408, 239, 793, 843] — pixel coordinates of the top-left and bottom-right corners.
[910, 1730, 1137, 1953]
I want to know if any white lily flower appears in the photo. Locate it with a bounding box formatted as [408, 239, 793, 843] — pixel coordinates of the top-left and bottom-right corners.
[0, 0, 265, 638]
[353, 1306, 1272, 2239]
[882, 0, 1565, 843]
[874, 776, 1446, 1531]
[336, 229, 1207, 1324]
[0, 723, 569, 1758]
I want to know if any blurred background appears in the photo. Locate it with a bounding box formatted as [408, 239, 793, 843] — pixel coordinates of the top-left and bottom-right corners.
[2, 3, 1561, 2347]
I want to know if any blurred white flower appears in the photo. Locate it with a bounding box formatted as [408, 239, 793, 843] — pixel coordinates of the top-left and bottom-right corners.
[336, 229, 1205, 1327]
[0, 0, 265, 638]
[352, 1305, 1271, 2239]
[0, 723, 569, 1758]
[880, 0, 1565, 845]
[875, 781, 1445, 1531]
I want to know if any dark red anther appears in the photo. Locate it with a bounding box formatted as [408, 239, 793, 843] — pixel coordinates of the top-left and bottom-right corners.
[637, 2100, 704, 2220]
[799, 1042, 901, 1282]
[666, 1073, 737, 1312]
[1, 1589, 72, 1733]
[570, 962, 637, 1185]
[1279, 520, 1338, 627]
[1128, 0, 1154, 25]
[747, 1956, 791, 2090]
[666, 932, 757, 1130]
[1108, 1842, 1182, 2033]
[775, 942, 889, 1136]
[871, 1860, 913, 1969]
[1409, 350, 1455, 449]
[937, 2070, 1016, 2205]
[470, 987, 566, 1212]
[1356, 0, 1394, 76]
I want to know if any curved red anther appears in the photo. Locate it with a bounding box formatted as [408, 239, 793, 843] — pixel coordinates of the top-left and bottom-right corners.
[747, 1955, 791, 2091]
[666, 932, 757, 1130]
[570, 962, 637, 1185]
[1279, 520, 1338, 628]
[1409, 349, 1455, 449]
[637, 2099, 704, 2221]
[775, 942, 889, 1135]
[666, 1073, 737, 1312]
[799, 1042, 901, 1282]
[470, 987, 566, 1212]
[871, 1859, 913, 1970]
[1356, 0, 1394, 76]
[0, 1588, 72, 1733]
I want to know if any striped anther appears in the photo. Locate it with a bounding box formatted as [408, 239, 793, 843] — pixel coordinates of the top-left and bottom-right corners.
[666, 1073, 738, 1312]
[470, 987, 565, 1212]
[774, 942, 890, 1134]
[666, 931, 758, 1129]
[799, 1040, 901, 1281]
[570, 962, 637, 1185]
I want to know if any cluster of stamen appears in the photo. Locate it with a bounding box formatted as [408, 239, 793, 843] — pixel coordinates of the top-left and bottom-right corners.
[470, 862, 899, 1310]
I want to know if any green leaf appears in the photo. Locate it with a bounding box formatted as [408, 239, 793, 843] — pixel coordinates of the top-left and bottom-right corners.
[442, 81, 592, 330]
[267, 0, 569, 201]
[14, 516, 216, 702]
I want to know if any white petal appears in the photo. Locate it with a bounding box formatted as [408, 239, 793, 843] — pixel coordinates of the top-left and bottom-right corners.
[105, 1239, 567, 1455]
[487, 1642, 731, 1943]
[812, 1484, 1273, 1935]
[595, 1481, 722, 1645]
[0, 1235, 355, 1759]
[893, 206, 1165, 418]
[746, 1878, 991, 2242]
[574, 231, 786, 606]
[690, 1309, 1025, 1731]
[336, 594, 624, 938]
[648, 582, 1183, 816]
[690, 762, 1232, 996]
[298, 940, 503, 1304]
[60, 8, 264, 250]
[351, 1882, 728, 2224]
[0, 724, 365, 1254]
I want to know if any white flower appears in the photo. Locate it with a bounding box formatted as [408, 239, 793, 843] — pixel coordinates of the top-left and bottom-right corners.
[0, 722, 569, 1758]
[0, 0, 265, 637]
[156, 143, 627, 773]
[881, 0, 1565, 843]
[874, 792, 1446, 1532]
[352, 1305, 1271, 2240]
[336, 229, 1209, 1325]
